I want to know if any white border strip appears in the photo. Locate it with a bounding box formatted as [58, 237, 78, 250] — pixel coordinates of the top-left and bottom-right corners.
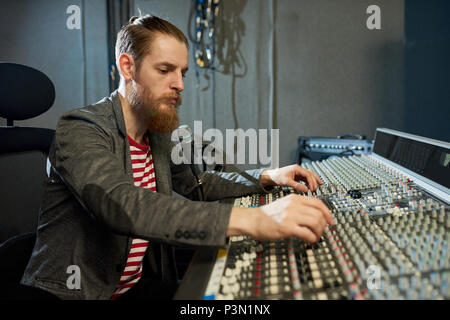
[375, 128, 450, 149]
[203, 248, 228, 299]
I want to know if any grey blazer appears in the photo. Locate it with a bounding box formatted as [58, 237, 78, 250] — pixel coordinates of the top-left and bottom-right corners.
[21, 90, 267, 299]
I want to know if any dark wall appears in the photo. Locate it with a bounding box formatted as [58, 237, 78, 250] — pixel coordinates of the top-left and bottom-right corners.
[404, 0, 450, 142]
[276, 0, 405, 165]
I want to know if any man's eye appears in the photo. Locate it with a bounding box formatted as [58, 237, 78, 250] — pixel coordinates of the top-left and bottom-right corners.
[159, 69, 168, 74]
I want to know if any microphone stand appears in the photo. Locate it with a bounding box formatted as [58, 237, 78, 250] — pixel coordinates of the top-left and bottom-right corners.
[190, 141, 205, 201]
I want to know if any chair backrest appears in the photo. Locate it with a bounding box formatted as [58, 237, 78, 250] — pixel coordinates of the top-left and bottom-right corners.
[0, 62, 56, 244]
[0, 232, 36, 282]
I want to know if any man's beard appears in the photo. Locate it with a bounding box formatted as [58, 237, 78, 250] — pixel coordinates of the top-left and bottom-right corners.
[128, 81, 182, 133]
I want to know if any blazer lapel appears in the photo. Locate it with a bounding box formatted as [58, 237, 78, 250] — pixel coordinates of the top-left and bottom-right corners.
[148, 132, 172, 195]
[110, 90, 133, 180]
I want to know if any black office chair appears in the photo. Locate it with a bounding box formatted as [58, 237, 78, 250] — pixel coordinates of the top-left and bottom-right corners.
[0, 62, 58, 299]
[0, 62, 56, 243]
[0, 232, 57, 300]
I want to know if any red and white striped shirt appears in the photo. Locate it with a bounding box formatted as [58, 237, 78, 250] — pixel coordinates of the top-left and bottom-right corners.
[110, 135, 156, 300]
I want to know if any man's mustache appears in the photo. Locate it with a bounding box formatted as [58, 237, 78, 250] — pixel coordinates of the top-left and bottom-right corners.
[160, 93, 182, 107]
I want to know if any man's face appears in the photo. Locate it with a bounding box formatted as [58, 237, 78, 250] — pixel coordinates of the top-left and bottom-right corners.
[128, 33, 188, 133]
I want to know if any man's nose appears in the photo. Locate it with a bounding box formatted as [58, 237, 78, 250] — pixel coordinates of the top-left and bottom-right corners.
[171, 71, 184, 92]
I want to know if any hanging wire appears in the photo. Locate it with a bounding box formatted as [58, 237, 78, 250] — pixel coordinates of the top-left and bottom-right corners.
[192, 0, 220, 69]
[189, 0, 221, 127]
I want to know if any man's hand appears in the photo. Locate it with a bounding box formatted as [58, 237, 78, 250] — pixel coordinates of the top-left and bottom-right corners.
[228, 194, 334, 243]
[261, 164, 324, 192]
[227, 164, 332, 243]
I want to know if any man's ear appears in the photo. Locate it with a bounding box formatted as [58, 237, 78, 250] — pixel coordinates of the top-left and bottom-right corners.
[118, 53, 136, 81]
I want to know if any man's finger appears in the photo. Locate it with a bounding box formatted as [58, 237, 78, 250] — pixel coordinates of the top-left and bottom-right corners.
[313, 172, 324, 185]
[291, 225, 319, 243]
[302, 167, 323, 188]
[292, 209, 326, 239]
[300, 196, 335, 226]
[290, 181, 308, 193]
[305, 172, 317, 192]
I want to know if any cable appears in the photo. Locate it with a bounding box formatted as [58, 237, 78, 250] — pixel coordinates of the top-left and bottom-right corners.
[192, 0, 220, 69]
[81, 0, 87, 106]
[190, 0, 221, 129]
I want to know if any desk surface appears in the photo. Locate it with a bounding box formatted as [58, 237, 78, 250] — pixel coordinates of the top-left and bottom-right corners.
[174, 246, 218, 300]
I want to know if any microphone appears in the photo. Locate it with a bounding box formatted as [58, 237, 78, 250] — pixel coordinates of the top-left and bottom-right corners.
[177, 124, 204, 172]
[177, 124, 204, 200]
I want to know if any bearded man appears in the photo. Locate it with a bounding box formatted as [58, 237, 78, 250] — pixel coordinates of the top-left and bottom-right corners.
[21, 14, 333, 300]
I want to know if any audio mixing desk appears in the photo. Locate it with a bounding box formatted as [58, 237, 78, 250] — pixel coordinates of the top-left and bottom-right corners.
[175, 128, 449, 300]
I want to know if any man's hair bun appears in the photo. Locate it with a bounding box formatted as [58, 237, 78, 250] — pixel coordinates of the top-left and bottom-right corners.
[128, 16, 139, 24]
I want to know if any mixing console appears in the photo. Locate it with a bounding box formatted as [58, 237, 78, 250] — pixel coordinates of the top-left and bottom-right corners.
[175, 129, 450, 300]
